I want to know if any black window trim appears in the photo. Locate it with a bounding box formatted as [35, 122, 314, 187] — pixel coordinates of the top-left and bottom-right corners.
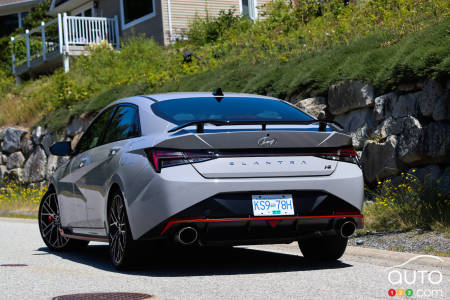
[101, 103, 142, 146]
[74, 103, 141, 155]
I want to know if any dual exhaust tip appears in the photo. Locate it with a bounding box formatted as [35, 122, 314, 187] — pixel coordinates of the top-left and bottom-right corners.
[175, 226, 198, 245]
[339, 220, 356, 238]
[174, 221, 356, 244]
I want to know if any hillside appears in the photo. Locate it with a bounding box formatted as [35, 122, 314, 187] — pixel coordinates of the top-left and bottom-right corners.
[0, 0, 448, 132]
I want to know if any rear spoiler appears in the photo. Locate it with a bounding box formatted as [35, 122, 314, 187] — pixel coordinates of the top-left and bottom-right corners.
[168, 120, 343, 133]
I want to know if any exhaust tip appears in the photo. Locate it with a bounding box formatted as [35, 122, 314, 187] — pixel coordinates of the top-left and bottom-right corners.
[176, 227, 198, 245]
[340, 221, 356, 238]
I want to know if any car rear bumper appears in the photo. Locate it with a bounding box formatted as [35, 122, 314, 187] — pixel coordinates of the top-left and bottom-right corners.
[125, 161, 364, 240]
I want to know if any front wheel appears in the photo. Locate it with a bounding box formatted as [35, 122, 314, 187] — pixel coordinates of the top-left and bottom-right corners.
[38, 190, 89, 251]
[298, 235, 348, 261]
[108, 191, 137, 270]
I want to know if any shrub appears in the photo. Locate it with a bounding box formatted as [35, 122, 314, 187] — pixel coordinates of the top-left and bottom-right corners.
[364, 171, 450, 231]
[187, 9, 246, 45]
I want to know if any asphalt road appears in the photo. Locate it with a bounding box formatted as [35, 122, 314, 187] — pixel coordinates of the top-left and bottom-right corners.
[1, 218, 449, 300]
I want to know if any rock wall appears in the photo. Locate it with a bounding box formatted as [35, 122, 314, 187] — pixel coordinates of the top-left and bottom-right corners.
[0, 79, 448, 190]
[0, 115, 91, 185]
[296, 78, 450, 186]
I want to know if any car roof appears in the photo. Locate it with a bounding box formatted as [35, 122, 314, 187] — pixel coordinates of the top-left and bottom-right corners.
[143, 92, 281, 102]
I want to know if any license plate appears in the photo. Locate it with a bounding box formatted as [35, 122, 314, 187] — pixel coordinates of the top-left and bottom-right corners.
[252, 194, 294, 216]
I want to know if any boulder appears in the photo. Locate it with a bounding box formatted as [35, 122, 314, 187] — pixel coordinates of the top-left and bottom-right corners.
[6, 152, 25, 170]
[66, 117, 91, 137]
[5, 168, 24, 182]
[40, 133, 54, 156]
[1, 128, 27, 154]
[432, 91, 450, 121]
[374, 92, 396, 121]
[422, 122, 450, 164]
[0, 128, 6, 141]
[408, 165, 441, 184]
[0, 165, 6, 180]
[419, 79, 443, 117]
[360, 135, 399, 183]
[296, 97, 327, 118]
[374, 117, 394, 139]
[23, 146, 47, 183]
[396, 117, 423, 164]
[0, 153, 6, 165]
[46, 155, 69, 178]
[397, 83, 417, 92]
[334, 108, 376, 150]
[20, 134, 34, 159]
[328, 81, 374, 115]
[391, 91, 421, 118]
[31, 126, 46, 144]
[438, 166, 450, 196]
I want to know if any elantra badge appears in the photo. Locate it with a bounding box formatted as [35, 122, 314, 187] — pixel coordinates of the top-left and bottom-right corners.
[258, 136, 277, 147]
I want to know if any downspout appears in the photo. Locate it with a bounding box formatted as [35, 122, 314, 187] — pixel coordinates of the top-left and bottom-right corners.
[167, 0, 173, 42]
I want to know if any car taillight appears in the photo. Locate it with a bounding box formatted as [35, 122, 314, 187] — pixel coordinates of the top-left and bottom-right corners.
[145, 149, 215, 172]
[316, 147, 360, 166]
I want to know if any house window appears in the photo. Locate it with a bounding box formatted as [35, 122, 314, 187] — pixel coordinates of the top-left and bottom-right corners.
[0, 12, 26, 37]
[241, 0, 256, 20]
[120, 0, 156, 29]
[72, 2, 95, 17]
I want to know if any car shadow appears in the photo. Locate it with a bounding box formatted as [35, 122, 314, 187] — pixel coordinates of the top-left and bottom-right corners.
[36, 244, 352, 277]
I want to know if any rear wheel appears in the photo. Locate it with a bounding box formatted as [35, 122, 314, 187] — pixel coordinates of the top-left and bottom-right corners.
[108, 191, 137, 270]
[298, 235, 348, 261]
[38, 190, 89, 251]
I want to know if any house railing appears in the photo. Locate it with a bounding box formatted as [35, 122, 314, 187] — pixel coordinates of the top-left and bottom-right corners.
[63, 15, 120, 49]
[11, 13, 120, 77]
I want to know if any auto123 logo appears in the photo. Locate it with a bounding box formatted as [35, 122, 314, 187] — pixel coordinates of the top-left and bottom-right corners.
[386, 255, 445, 298]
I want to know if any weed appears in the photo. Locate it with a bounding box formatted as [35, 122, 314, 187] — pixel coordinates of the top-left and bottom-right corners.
[0, 181, 46, 214]
[364, 171, 450, 231]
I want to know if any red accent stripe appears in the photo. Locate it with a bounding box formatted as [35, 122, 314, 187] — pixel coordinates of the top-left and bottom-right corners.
[59, 229, 109, 242]
[160, 214, 363, 235]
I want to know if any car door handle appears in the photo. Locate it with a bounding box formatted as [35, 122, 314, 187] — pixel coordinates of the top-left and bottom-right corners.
[109, 147, 121, 157]
[79, 158, 88, 168]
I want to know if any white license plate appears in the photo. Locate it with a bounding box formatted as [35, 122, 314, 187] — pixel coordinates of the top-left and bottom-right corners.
[252, 194, 294, 216]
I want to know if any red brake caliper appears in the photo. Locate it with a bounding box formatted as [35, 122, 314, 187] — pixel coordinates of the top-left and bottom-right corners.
[48, 215, 54, 223]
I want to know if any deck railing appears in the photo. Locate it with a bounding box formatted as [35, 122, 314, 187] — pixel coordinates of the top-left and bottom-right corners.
[11, 13, 120, 76]
[64, 15, 120, 49]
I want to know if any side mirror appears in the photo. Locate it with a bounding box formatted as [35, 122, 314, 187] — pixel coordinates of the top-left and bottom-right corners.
[49, 141, 73, 156]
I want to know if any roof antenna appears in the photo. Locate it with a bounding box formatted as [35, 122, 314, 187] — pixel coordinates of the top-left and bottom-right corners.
[212, 88, 224, 102]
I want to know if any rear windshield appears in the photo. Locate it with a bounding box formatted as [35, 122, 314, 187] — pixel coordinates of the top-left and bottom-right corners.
[151, 97, 314, 125]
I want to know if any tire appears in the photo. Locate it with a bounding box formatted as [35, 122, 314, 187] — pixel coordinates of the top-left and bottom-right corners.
[107, 190, 137, 270]
[38, 190, 89, 251]
[298, 235, 348, 261]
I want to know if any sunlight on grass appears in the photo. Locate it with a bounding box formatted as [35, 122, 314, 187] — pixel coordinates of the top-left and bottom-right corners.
[0, 181, 45, 215]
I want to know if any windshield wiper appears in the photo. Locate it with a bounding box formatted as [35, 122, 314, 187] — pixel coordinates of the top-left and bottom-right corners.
[168, 119, 343, 133]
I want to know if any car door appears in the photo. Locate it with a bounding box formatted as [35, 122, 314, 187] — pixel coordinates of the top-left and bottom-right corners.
[82, 104, 141, 228]
[66, 106, 116, 229]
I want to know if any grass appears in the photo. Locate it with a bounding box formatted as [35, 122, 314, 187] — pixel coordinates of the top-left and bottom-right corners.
[0, 0, 448, 131]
